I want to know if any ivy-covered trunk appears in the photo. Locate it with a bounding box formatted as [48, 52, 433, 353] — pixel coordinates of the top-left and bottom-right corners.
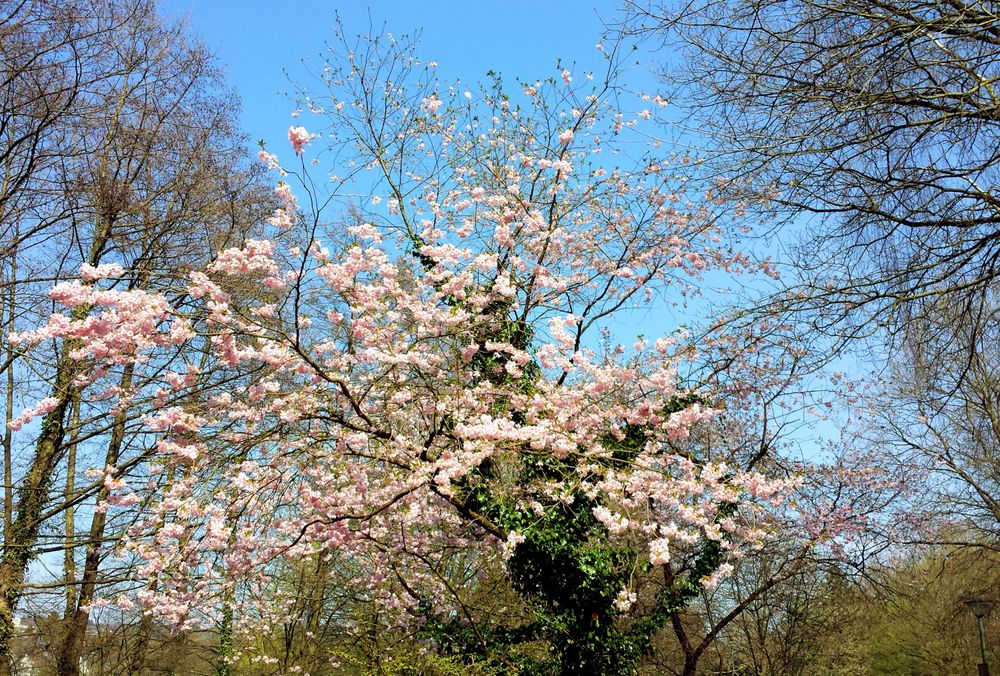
[418, 311, 732, 673]
[0, 360, 76, 675]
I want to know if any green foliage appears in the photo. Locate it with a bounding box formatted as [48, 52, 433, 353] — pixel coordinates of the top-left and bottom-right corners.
[500, 491, 636, 674]
[859, 547, 999, 675]
[428, 387, 731, 674]
[408, 255, 730, 673]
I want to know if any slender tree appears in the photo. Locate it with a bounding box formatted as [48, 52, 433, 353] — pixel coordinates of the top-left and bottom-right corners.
[0, 1, 269, 672]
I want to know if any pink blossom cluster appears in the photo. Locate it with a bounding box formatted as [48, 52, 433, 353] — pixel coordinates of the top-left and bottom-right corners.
[10, 267, 191, 373]
[266, 183, 298, 229]
[79, 262, 124, 281]
[210, 239, 280, 276]
[287, 125, 311, 154]
[7, 397, 60, 431]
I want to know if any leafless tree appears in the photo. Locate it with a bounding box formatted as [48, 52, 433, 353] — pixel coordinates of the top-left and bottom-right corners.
[622, 0, 1000, 595]
[624, 0, 1000, 347]
[874, 291, 1000, 549]
[0, 1, 269, 673]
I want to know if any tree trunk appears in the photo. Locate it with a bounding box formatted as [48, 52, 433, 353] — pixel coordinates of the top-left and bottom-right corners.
[3, 242, 15, 547]
[129, 466, 176, 675]
[57, 364, 133, 676]
[0, 356, 76, 675]
[216, 604, 232, 676]
[0, 220, 112, 673]
[64, 395, 81, 619]
[130, 590, 154, 674]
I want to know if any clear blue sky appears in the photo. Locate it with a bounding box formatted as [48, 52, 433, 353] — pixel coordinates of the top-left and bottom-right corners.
[161, 1, 631, 152]
[155, 0, 796, 367]
[155, 3, 850, 451]
[158, 0, 688, 333]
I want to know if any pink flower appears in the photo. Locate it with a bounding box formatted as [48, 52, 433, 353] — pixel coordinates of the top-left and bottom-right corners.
[159, 523, 186, 540]
[8, 397, 60, 431]
[288, 126, 311, 154]
[423, 96, 443, 114]
[80, 263, 124, 281]
[48, 282, 93, 307]
[258, 150, 281, 170]
[614, 589, 636, 613]
[649, 538, 671, 565]
[275, 183, 297, 210]
[267, 208, 295, 229]
[700, 563, 735, 589]
[461, 343, 479, 363]
[502, 531, 525, 561]
[558, 129, 574, 145]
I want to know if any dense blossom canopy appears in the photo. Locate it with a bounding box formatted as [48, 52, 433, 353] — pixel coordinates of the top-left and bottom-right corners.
[12, 35, 813, 671]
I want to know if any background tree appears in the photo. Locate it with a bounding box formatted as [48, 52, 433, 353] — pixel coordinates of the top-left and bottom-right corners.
[621, 7, 1000, 668]
[790, 541, 1000, 675]
[0, 1, 269, 672]
[624, 0, 1000, 346]
[871, 291, 1000, 550]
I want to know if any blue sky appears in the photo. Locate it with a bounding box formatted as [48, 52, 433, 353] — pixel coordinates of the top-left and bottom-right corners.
[154, 1, 825, 387]
[161, 1, 631, 152]
[155, 2, 850, 447]
[158, 0, 694, 332]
